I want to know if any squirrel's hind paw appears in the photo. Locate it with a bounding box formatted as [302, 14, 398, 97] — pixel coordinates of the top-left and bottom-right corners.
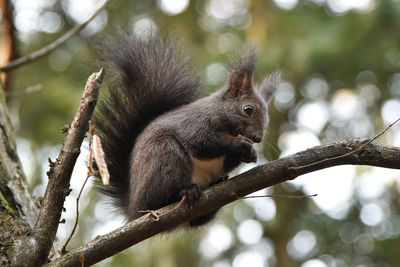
[180, 184, 202, 206]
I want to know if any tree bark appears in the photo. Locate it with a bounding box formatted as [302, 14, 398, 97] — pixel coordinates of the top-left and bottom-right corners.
[0, 75, 38, 266]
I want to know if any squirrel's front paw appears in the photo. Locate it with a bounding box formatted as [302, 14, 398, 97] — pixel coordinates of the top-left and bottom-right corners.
[236, 135, 257, 163]
[179, 184, 202, 206]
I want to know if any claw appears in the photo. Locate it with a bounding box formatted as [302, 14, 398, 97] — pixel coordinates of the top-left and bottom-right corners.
[179, 184, 202, 206]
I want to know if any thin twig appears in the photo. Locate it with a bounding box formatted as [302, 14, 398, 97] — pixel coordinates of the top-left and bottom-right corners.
[5, 84, 43, 96]
[290, 117, 400, 170]
[242, 193, 318, 199]
[138, 195, 187, 221]
[159, 195, 187, 217]
[0, 0, 112, 72]
[48, 251, 55, 260]
[138, 210, 161, 221]
[60, 123, 96, 254]
[0, 215, 12, 224]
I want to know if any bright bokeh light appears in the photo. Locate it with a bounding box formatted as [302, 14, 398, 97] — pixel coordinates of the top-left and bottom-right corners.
[354, 233, 375, 254]
[301, 76, 329, 100]
[274, 81, 296, 111]
[16, 138, 36, 183]
[158, 0, 189, 16]
[207, 63, 227, 85]
[327, 0, 375, 14]
[48, 49, 71, 72]
[35, 144, 62, 196]
[246, 196, 276, 222]
[394, 130, 400, 147]
[360, 202, 387, 226]
[213, 260, 231, 267]
[237, 219, 263, 245]
[300, 259, 328, 267]
[233, 250, 266, 267]
[357, 171, 385, 200]
[348, 0, 374, 11]
[62, 0, 108, 36]
[84, 11, 108, 36]
[296, 101, 330, 133]
[233, 201, 255, 222]
[131, 16, 158, 38]
[372, 215, 400, 240]
[347, 117, 374, 138]
[272, 1, 377, 16]
[62, 0, 100, 23]
[287, 230, 317, 260]
[381, 100, 400, 125]
[206, 0, 248, 19]
[39, 12, 63, 33]
[289, 165, 355, 219]
[199, 224, 233, 259]
[359, 84, 380, 107]
[278, 129, 320, 157]
[15, 9, 39, 33]
[92, 200, 125, 237]
[13, 0, 106, 38]
[331, 89, 363, 121]
[250, 238, 275, 260]
[273, 0, 299, 10]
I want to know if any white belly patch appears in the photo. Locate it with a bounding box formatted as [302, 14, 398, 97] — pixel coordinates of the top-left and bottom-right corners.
[191, 156, 225, 188]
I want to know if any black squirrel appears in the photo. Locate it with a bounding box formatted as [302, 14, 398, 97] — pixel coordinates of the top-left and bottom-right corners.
[93, 31, 279, 226]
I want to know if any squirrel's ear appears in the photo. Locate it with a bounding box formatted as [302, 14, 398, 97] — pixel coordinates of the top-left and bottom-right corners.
[223, 46, 256, 99]
[259, 71, 280, 103]
[224, 70, 253, 98]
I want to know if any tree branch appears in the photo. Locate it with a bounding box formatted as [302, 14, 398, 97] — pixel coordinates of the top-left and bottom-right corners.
[12, 69, 104, 267]
[46, 139, 400, 267]
[0, 63, 38, 265]
[0, 0, 112, 72]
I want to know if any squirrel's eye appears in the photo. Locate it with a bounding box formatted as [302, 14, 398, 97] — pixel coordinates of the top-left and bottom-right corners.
[243, 105, 254, 115]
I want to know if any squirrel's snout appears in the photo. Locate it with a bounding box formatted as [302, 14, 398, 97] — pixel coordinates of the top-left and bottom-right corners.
[252, 135, 262, 143]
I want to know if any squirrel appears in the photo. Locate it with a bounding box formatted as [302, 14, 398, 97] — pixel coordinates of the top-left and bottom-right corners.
[93, 31, 279, 227]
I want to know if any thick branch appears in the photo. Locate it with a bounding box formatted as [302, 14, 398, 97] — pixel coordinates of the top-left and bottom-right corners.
[0, 62, 37, 265]
[0, 0, 112, 72]
[46, 140, 400, 267]
[13, 69, 104, 267]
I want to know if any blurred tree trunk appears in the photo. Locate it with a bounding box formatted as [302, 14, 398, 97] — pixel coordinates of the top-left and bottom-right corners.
[0, 0, 16, 92]
[0, 82, 39, 265]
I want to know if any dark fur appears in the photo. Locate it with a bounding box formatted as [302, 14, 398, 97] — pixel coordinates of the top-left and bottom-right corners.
[93, 31, 279, 226]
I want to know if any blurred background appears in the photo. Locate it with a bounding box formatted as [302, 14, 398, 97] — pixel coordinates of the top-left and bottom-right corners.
[1, 0, 400, 266]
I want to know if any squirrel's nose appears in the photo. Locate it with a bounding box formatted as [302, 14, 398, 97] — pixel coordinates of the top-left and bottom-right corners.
[252, 135, 262, 143]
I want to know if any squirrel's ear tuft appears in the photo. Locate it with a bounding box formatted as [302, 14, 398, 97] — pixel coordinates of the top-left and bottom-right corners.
[259, 71, 280, 103]
[224, 46, 257, 99]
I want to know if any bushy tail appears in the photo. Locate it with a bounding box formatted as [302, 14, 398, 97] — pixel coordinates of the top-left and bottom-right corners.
[93, 31, 202, 211]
